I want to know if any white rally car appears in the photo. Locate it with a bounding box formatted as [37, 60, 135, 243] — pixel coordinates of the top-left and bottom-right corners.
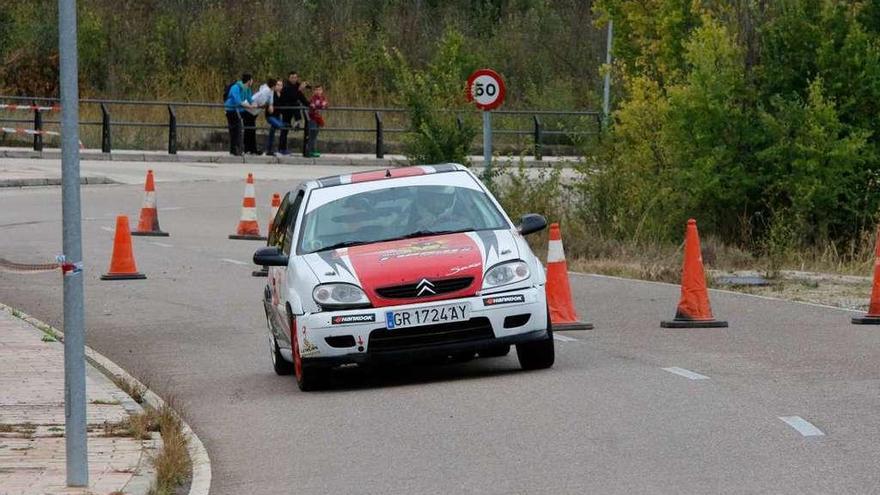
[254, 164, 553, 390]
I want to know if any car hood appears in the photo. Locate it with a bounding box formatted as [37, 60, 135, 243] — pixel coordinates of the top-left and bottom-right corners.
[303, 230, 520, 308]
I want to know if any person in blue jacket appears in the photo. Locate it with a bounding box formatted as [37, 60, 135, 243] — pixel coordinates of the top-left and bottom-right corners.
[224, 73, 256, 156]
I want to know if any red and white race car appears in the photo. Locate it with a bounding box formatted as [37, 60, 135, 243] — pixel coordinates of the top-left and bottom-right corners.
[254, 164, 553, 390]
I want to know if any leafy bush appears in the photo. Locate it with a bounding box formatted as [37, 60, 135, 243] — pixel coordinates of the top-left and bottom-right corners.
[388, 30, 478, 165]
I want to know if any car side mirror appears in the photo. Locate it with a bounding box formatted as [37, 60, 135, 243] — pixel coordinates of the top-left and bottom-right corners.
[517, 214, 547, 236]
[253, 246, 289, 267]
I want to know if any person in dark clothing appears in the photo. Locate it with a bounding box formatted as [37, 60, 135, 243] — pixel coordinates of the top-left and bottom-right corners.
[224, 73, 255, 156]
[276, 71, 310, 155]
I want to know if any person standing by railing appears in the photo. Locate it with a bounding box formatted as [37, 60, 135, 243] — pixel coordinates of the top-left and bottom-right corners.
[306, 84, 327, 158]
[277, 71, 310, 156]
[224, 73, 255, 156]
[262, 79, 285, 156]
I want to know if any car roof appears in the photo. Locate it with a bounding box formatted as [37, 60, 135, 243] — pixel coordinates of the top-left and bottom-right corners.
[307, 163, 468, 190]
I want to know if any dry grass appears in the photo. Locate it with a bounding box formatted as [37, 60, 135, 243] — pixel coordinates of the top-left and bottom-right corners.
[112, 376, 146, 404]
[100, 398, 191, 494]
[148, 400, 192, 495]
[102, 413, 155, 441]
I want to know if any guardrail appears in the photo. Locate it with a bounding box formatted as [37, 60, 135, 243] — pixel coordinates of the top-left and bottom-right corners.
[0, 95, 601, 159]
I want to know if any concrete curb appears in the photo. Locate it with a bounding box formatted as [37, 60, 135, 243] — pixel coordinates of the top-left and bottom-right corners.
[0, 302, 212, 495]
[0, 176, 119, 187]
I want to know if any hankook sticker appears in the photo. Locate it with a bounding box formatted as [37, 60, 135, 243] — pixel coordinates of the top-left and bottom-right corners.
[483, 294, 526, 306]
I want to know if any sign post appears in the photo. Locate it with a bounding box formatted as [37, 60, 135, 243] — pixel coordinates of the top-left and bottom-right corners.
[58, 0, 88, 486]
[467, 69, 506, 178]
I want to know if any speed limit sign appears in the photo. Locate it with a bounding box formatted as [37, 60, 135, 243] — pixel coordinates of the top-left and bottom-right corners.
[467, 69, 506, 111]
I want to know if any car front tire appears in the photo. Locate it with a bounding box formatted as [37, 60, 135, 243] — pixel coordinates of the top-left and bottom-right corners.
[266, 306, 295, 376]
[515, 314, 554, 370]
[289, 312, 328, 391]
[270, 334, 295, 376]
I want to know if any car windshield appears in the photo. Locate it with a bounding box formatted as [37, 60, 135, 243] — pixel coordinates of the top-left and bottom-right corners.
[298, 184, 508, 254]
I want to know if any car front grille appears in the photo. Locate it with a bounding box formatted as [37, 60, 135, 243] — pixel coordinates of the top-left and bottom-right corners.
[367, 317, 493, 353]
[376, 277, 474, 299]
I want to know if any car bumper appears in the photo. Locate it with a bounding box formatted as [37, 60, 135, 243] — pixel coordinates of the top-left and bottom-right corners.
[294, 285, 547, 366]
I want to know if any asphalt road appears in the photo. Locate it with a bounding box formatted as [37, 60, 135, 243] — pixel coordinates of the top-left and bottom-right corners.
[2, 165, 879, 494]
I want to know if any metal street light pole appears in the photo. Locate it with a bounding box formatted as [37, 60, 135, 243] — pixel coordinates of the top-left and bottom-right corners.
[602, 19, 614, 122]
[58, 0, 88, 487]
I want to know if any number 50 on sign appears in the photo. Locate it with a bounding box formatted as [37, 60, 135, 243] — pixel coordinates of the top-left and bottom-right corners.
[466, 69, 506, 111]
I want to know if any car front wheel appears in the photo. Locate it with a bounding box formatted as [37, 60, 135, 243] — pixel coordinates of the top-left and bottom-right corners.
[515, 314, 554, 370]
[266, 307, 294, 376]
[289, 313, 328, 391]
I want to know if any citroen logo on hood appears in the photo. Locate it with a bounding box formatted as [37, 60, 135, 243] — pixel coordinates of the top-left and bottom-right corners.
[416, 278, 436, 296]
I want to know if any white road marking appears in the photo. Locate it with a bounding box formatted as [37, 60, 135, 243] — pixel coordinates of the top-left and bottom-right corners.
[163, 206, 184, 211]
[100, 226, 113, 232]
[662, 367, 710, 380]
[220, 258, 248, 266]
[553, 334, 578, 342]
[150, 242, 173, 248]
[779, 416, 825, 437]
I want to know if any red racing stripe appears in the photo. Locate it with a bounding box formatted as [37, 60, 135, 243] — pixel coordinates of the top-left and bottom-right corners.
[349, 167, 427, 184]
[346, 233, 484, 308]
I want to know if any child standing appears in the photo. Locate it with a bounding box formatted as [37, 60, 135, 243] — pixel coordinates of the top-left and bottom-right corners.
[306, 84, 327, 158]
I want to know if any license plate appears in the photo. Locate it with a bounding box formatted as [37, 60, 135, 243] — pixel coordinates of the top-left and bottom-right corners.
[385, 303, 470, 329]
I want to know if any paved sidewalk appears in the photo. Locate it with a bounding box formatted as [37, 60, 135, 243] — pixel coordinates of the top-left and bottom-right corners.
[0, 307, 156, 495]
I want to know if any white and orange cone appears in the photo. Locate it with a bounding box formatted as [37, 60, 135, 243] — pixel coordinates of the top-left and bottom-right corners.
[267, 193, 281, 234]
[253, 193, 282, 277]
[229, 173, 265, 240]
[131, 169, 168, 237]
[546, 223, 593, 330]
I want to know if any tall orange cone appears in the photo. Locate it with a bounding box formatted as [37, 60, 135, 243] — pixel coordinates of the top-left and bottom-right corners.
[661, 219, 727, 328]
[252, 193, 282, 277]
[229, 173, 265, 240]
[852, 224, 880, 324]
[546, 223, 593, 330]
[101, 215, 146, 280]
[131, 169, 169, 237]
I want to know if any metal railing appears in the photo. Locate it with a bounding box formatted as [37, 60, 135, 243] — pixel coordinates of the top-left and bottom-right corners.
[0, 95, 601, 159]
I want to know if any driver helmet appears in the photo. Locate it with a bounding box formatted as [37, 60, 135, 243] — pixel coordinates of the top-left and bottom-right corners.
[419, 186, 457, 219]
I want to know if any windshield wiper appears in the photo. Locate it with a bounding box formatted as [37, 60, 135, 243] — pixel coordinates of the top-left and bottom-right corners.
[311, 240, 371, 253]
[394, 228, 474, 240]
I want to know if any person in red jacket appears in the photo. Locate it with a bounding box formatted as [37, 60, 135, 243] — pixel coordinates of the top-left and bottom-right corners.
[306, 85, 327, 158]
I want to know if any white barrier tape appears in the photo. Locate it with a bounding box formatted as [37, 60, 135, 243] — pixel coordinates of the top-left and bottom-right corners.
[1, 127, 84, 149]
[547, 239, 566, 263]
[0, 103, 60, 112]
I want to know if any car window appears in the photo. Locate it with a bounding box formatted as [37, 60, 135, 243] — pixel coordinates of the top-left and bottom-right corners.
[268, 192, 290, 248]
[298, 185, 508, 254]
[281, 191, 305, 255]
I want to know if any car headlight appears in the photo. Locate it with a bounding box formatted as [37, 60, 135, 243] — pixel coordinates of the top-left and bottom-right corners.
[482, 260, 530, 289]
[312, 283, 371, 309]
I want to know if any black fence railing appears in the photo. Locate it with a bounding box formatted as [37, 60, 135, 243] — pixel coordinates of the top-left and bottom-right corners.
[0, 95, 601, 159]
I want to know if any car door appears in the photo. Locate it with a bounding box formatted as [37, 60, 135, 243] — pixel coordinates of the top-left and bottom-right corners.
[269, 189, 305, 347]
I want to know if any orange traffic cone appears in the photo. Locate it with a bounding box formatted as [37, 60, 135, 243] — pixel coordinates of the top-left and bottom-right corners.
[661, 219, 727, 328]
[252, 193, 282, 277]
[546, 223, 593, 330]
[852, 224, 880, 324]
[101, 215, 146, 280]
[229, 173, 265, 240]
[131, 169, 169, 237]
